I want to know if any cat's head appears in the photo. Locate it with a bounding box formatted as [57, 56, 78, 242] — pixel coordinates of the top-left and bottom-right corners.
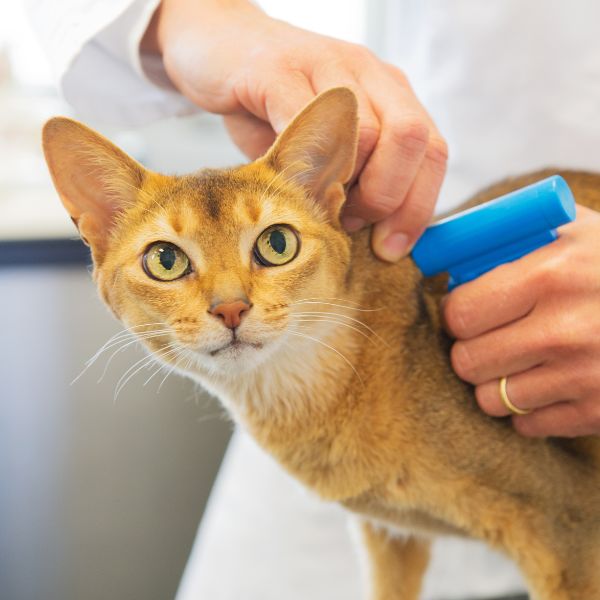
[42, 88, 359, 376]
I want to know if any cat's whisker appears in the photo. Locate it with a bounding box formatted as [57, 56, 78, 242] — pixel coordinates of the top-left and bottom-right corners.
[157, 349, 191, 393]
[94, 328, 171, 362]
[144, 348, 184, 392]
[79, 327, 150, 370]
[293, 296, 366, 306]
[72, 322, 169, 384]
[291, 299, 383, 312]
[144, 344, 185, 389]
[114, 341, 178, 393]
[114, 343, 181, 402]
[102, 321, 167, 340]
[75, 335, 149, 385]
[143, 363, 166, 388]
[143, 345, 183, 388]
[292, 311, 390, 348]
[96, 330, 172, 384]
[291, 317, 376, 344]
[287, 328, 364, 387]
[113, 354, 158, 403]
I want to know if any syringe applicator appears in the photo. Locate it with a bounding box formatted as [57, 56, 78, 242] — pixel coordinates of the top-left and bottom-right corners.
[411, 175, 576, 289]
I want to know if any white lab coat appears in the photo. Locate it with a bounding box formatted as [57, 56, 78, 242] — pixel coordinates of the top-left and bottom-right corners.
[27, 1, 600, 598]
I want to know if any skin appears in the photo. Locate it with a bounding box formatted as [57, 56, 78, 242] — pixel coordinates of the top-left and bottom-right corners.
[444, 204, 600, 438]
[141, 0, 448, 262]
[141, 1, 600, 438]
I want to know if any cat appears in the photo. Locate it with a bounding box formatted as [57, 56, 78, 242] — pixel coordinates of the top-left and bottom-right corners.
[42, 87, 600, 600]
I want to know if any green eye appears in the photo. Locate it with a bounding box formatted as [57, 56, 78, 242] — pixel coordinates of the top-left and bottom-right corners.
[254, 225, 299, 266]
[143, 242, 191, 281]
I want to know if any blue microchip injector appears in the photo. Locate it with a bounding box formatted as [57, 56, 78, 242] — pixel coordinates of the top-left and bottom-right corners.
[411, 175, 576, 289]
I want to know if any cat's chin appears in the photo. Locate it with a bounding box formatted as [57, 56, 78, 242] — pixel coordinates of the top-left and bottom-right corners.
[191, 335, 282, 377]
[208, 339, 264, 358]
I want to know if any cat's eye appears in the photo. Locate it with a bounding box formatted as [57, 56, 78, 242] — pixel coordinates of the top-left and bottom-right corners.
[254, 224, 300, 267]
[143, 242, 191, 281]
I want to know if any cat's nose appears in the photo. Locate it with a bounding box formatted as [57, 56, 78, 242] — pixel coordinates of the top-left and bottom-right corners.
[209, 300, 252, 330]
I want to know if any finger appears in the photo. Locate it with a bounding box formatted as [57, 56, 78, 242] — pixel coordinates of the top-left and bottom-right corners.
[512, 400, 600, 438]
[441, 211, 595, 341]
[223, 114, 277, 159]
[344, 64, 447, 254]
[475, 364, 572, 417]
[344, 113, 428, 225]
[343, 67, 434, 225]
[238, 69, 316, 134]
[450, 317, 548, 384]
[307, 66, 381, 232]
[443, 259, 538, 340]
[370, 136, 447, 261]
[309, 65, 380, 179]
[383, 63, 441, 139]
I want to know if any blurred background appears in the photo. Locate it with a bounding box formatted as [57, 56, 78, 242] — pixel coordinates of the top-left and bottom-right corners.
[0, 1, 376, 599]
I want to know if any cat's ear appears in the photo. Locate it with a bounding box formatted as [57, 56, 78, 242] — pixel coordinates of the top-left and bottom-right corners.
[42, 117, 146, 262]
[263, 87, 359, 221]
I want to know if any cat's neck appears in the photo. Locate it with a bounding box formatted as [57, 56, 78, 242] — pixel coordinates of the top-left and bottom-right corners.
[191, 230, 436, 499]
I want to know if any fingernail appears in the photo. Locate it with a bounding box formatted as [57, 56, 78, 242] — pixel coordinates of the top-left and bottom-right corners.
[341, 216, 366, 232]
[380, 232, 410, 262]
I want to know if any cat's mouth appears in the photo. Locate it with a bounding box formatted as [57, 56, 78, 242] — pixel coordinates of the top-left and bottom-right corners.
[209, 337, 263, 357]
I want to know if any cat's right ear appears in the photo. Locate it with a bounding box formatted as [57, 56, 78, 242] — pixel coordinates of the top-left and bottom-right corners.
[263, 87, 359, 223]
[42, 117, 146, 263]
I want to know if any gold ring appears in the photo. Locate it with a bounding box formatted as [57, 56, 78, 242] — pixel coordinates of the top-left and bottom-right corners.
[499, 376, 531, 415]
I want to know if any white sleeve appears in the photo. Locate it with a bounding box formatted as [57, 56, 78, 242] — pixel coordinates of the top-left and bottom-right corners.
[26, 0, 198, 126]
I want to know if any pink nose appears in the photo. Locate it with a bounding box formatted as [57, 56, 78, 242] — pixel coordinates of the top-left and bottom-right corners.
[209, 300, 251, 329]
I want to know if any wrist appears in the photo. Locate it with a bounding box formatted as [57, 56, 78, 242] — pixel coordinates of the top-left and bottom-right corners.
[141, 0, 265, 56]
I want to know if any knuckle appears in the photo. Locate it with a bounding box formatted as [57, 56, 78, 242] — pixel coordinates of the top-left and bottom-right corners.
[564, 366, 588, 398]
[556, 310, 585, 350]
[349, 44, 376, 65]
[359, 187, 400, 215]
[536, 326, 565, 356]
[404, 199, 436, 233]
[539, 310, 582, 356]
[513, 416, 539, 438]
[450, 342, 477, 381]
[329, 41, 374, 72]
[351, 176, 399, 217]
[443, 295, 471, 338]
[388, 118, 430, 154]
[532, 254, 565, 292]
[532, 263, 554, 292]
[357, 124, 380, 157]
[426, 136, 449, 168]
[474, 385, 494, 414]
[390, 65, 409, 86]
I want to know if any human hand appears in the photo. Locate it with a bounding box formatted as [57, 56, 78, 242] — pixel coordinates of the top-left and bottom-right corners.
[443, 205, 600, 438]
[142, 0, 447, 261]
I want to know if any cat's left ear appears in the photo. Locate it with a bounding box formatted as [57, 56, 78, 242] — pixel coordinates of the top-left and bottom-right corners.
[42, 117, 146, 263]
[263, 87, 359, 222]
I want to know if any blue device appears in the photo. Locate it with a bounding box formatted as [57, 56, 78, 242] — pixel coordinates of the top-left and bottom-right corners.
[411, 175, 576, 289]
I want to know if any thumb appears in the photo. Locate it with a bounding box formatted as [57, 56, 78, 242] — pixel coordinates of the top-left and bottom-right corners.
[224, 114, 277, 159]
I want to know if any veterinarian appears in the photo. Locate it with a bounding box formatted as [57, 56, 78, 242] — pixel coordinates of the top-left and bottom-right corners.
[29, 0, 600, 598]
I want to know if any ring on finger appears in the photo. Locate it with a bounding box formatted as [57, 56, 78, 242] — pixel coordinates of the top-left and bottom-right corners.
[499, 376, 532, 416]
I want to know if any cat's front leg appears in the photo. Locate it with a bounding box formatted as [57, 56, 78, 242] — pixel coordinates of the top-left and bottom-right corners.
[356, 519, 430, 600]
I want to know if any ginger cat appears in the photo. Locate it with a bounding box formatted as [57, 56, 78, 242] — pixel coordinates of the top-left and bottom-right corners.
[42, 88, 600, 600]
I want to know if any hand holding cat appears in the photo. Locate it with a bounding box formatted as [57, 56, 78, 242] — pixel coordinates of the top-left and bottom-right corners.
[443, 205, 600, 437]
[142, 0, 448, 262]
